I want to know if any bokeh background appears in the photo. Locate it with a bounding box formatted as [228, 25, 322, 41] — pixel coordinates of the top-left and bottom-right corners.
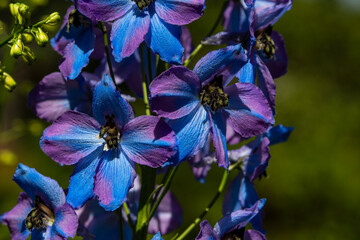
[1, 0, 359, 239]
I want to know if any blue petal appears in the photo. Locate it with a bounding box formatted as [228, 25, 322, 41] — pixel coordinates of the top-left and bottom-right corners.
[151, 232, 164, 240]
[237, 61, 255, 84]
[66, 146, 103, 209]
[254, 0, 292, 30]
[167, 106, 210, 163]
[94, 149, 136, 211]
[266, 125, 294, 146]
[209, 111, 229, 169]
[12, 164, 65, 210]
[223, 174, 242, 215]
[145, 12, 183, 64]
[92, 74, 134, 128]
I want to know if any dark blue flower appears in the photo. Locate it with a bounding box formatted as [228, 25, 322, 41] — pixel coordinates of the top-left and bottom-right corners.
[0, 164, 78, 240]
[40, 74, 177, 211]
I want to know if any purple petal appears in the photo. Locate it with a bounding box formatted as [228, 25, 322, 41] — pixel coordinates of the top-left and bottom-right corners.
[209, 111, 229, 169]
[226, 125, 242, 145]
[244, 230, 267, 240]
[223, 0, 252, 34]
[75, 0, 133, 22]
[111, 7, 150, 62]
[180, 26, 194, 62]
[167, 106, 211, 163]
[261, 31, 288, 78]
[148, 190, 183, 235]
[0, 193, 32, 240]
[145, 12, 183, 64]
[94, 149, 136, 211]
[154, 0, 205, 25]
[256, 56, 276, 113]
[121, 116, 177, 168]
[40, 111, 103, 165]
[13, 164, 65, 210]
[224, 83, 273, 138]
[66, 146, 103, 209]
[92, 74, 134, 128]
[214, 199, 266, 237]
[195, 220, 220, 240]
[254, 0, 292, 30]
[150, 66, 201, 120]
[52, 203, 78, 238]
[28, 72, 92, 122]
[188, 138, 212, 183]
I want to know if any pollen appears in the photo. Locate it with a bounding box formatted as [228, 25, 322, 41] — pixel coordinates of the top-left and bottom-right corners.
[25, 197, 55, 231]
[132, 0, 154, 11]
[99, 115, 121, 150]
[255, 27, 276, 59]
[200, 75, 229, 112]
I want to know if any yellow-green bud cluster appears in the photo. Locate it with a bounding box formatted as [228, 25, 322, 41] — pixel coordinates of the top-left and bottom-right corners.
[33, 27, 49, 47]
[10, 35, 24, 58]
[10, 3, 31, 26]
[0, 64, 16, 92]
[44, 12, 61, 27]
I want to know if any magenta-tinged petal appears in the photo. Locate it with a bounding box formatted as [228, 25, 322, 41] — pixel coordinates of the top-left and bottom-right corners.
[195, 220, 220, 240]
[154, 0, 205, 25]
[256, 56, 276, 113]
[121, 115, 177, 168]
[40, 111, 103, 165]
[261, 31, 288, 78]
[226, 124, 242, 145]
[148, 190, 183, 235]
[111, 7, 150, 62]
[52, 203, 78, 238]
[75, 0, 133, 22]
[244, 230, 267, 240]
[209, 111, 229, 169]
[181, 26, 193, 62]
[254, 0, 292, 30]
[94, 149, 136, 211]
[150, 66, 201, 119]
[92, 74, 134, 128]
[223, 0, 252, 34]
[0, 193, 32, 240]
[224, 83, 273, 138]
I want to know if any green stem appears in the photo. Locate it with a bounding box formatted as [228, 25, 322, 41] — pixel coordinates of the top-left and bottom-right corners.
[0, 27, 24, 48]
[176, 170, 229, 240]
[183, 0, 230, 67]
[123, 202, 135, 234]
[100, 23, 116, 86]
[148, 165, 179, 221]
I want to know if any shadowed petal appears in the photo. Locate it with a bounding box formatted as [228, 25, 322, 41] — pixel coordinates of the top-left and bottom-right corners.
[13, 164, 65, 210]
[94, 150, 136, 211]
[223, 0, 252, 34]
[40, 111, 103, 165]
[150, 66, 201, 119]
[52, 203, 78, 238]
[244, 229, 267, 240]
[121, 116, 177, 168]
[0, 193, 32, 240]
[154, 0, 205, 25]
[266, 125, 294, 146]
[145, 12, 183, 64]
[92, 75, 134, 128]
[195, 220, 219, 240]
[111, 7, 150, 62]
[224, 83, 273, 138]
[256, 56, 276, 113]
[254, 0, 292, 30]
[209, 111, 229, 169]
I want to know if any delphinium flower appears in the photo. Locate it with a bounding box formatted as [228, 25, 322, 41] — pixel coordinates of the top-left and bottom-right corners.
[0, 164, 78, 240]
[204, 0, 292, 112]
[52, 5, 103, 80]
[40, 74, 177, 211]
[196, 199, 266, 240]
[150, 45, 273, 169]
[74, 0, 205, 63]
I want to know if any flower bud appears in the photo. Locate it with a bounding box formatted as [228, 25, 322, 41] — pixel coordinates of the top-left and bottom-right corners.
[21, 46, 36, 65]
[34, 28, 48, 47]
[15, 3, 31, 25]
[9, 3, 20, 18]
[22, 33, 33, 43]
[44, 12, 61, 26]
[2, 72, 16, 92]
[10, 37, 24, 59]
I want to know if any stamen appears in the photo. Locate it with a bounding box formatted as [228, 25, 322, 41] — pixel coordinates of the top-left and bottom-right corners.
[255, 26, 276, 59]
[67, 9, 91, 31]
[132, 0, 154, 10]
[25, 197, 55, 231]
[99, 115, 121, 150]
[200, 75, 229, 112]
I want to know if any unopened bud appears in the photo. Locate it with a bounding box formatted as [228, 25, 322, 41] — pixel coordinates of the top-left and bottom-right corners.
[44, 12, 61, 26]
[10, 37, 24, 59]
[16, 3, 31, 25]
[22, 33, 33, 43]
[3, 72, 16, 92]
[9, 3, 20, 19]
[21, 46, 36, 65]
[34, 28, 48, 47]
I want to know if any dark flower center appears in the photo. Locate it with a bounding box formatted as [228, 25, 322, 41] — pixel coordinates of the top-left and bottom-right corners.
[255, 26, 275, 59]
[221, 228, 245, 240]
[132, 0, 154, 10]
[67, 9, 91, 31]
[99, 115, 121, 150]
[25, 197, 55, 231]
[200, 75, 229, 112]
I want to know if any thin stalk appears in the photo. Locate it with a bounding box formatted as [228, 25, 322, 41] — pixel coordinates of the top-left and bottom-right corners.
[0, 27, 24, 48]
[176, 170, 229, 240]
[123, 202, 135, 234]
[99, 23, 116, 86]
[148, 165, 179, 221]
[152, 167, 172, 207]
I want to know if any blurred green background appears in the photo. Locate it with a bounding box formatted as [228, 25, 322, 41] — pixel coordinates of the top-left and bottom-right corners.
[1, 0, 359, 239]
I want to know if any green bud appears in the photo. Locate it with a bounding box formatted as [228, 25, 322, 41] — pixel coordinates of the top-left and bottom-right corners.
[21, 46, 36, 65]
[34, 28, 48, 47]
[10, 36, 24, 59]
[44, 12, 61, 26]
[3, 72, 17, 92]
[9, 3, 20, 18]
[22, 33, 33, 43]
